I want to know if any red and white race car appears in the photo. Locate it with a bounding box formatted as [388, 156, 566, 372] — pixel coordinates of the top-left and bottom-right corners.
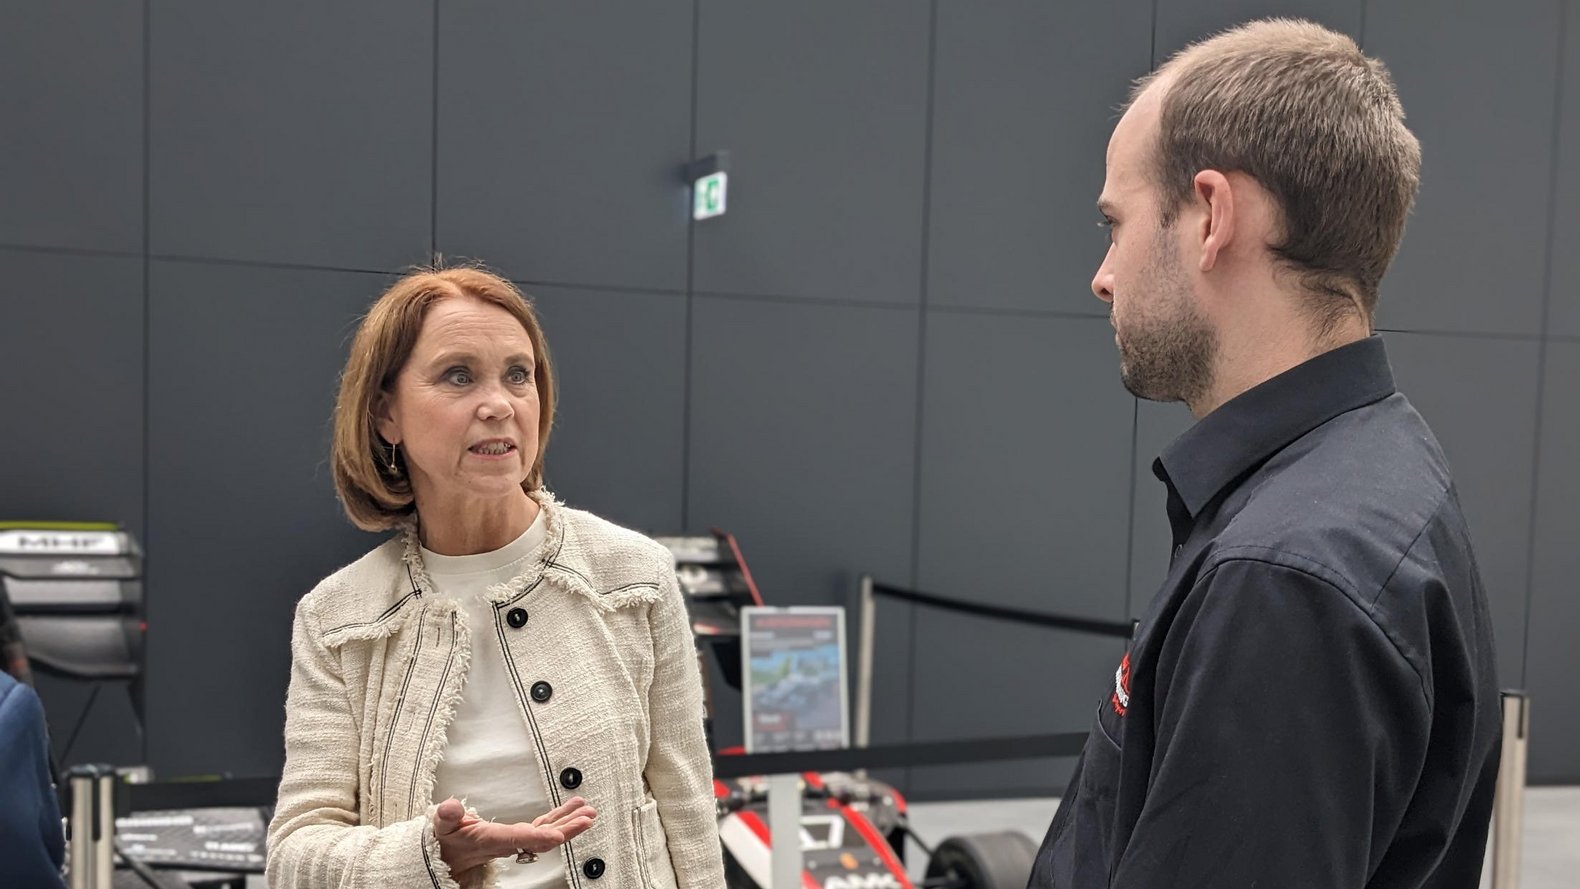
[714, 767, 1035, 889]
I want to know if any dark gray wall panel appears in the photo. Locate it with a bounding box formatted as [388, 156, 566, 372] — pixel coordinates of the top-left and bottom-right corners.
[0, 4, 143, 253]
[0, 251, 144, 533]
[1128, 400, 1195, 613]
[687, 285, 918, 788]
[1384, 333, 1540, 691]
[908, 312, 1131, 796]
[864, 594, 917, 793]
[0, 250, 145, 768]
[908, 608, 1124, 798]
[692, 2, 929, 305]
[1368, 1, 1562, 335]
[1548, 0, 1580, 338]
[145, 262, 383, 776]
[436, 4, 692, 292]
[531, 286, 686, 533]
[687, 297, 917, 604]
[926, 2, 1150, 315]
[1527, 341, 1580, 782]
[1154, 0, 1361, 60]
[34, 672, 145, 768]
[149, 1, 432, 270]
[916, 313, 1133, 618]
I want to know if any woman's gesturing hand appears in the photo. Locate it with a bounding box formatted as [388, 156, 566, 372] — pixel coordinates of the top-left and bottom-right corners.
[432, 796, 597, 876]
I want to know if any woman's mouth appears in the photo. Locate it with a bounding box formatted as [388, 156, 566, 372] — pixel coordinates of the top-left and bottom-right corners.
[469, 441, 517, 457]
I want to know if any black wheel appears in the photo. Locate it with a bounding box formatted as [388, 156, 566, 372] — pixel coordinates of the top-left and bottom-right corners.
[923, 831, 1038, 889]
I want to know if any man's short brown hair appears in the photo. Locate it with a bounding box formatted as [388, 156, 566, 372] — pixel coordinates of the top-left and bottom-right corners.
[1138, 18, 1422, 323]
[331, 265, 556, 531]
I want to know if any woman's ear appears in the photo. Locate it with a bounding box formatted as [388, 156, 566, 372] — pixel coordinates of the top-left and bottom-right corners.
[373, 391, 400, 446]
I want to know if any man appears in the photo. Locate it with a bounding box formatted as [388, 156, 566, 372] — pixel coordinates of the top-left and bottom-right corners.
[1031, 19, 1501, 888]
[1, 669, 68, 888]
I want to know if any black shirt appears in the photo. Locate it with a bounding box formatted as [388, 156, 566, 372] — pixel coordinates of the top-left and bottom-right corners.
[1030, 337, 1502, 888]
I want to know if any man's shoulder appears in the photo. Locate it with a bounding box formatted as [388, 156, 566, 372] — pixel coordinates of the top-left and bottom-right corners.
[1231, 398, 1456, 567]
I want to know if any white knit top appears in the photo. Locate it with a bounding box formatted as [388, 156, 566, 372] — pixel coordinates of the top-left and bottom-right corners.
[424, 513, 567, 889]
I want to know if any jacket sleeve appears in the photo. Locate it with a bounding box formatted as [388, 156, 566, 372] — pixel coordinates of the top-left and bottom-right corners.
[1111, 557, 1431, 887]
[266, 598, 478, 889]
[0, 676, 66, 889]
[643, 557, 727, 888]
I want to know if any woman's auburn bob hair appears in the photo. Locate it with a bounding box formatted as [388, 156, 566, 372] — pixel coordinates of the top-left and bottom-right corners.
[331, 265, 556, 532]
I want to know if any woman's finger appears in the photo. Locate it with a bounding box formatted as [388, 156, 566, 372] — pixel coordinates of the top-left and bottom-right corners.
[544, 804, 597, 831]
[557, 815, 595, 843]
[540, 796, 586, 822]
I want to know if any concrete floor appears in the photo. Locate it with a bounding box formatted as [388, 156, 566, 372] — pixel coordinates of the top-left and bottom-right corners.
[904, 787, 1580, 887]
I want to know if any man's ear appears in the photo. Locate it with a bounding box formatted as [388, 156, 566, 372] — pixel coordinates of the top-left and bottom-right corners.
[1194, 169, 1235, 273]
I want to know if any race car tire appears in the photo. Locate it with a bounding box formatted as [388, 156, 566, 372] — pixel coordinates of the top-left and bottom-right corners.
[923, 831, 1037, 889]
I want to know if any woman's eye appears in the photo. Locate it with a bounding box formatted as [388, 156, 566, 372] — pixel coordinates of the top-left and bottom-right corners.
[445, 369, 472, 385]
[507, 367, 531, 385]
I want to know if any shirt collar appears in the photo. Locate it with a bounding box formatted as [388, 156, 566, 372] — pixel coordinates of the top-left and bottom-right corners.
[1153, 335, 1397, 519]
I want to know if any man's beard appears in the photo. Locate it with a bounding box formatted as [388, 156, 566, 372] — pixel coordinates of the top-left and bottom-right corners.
[1115, 229, 1216, 406]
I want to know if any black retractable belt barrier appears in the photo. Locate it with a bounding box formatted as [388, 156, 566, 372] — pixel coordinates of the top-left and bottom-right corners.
[870, 581, 1134, 639]
[712, 731, 1090, 779]
[97, 729, 1092, 812]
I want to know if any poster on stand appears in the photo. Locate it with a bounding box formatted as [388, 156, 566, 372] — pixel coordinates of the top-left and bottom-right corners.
[741, 606, 848, 753]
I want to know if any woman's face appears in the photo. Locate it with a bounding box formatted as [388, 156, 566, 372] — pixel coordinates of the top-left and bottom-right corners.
[376, 296, 541, 511]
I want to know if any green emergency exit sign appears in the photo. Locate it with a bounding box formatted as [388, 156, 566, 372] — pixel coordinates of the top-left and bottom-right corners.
[694, 171, 728, 220]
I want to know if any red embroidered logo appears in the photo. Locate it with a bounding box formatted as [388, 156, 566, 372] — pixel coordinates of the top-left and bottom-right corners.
[1110, 651, 1132, 716]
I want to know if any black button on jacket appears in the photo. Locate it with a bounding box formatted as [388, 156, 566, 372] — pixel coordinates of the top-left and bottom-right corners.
[1031, 338, 1501, 888]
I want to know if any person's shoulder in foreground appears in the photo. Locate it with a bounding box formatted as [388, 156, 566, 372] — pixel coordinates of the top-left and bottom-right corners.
[0, 671, 68, 889]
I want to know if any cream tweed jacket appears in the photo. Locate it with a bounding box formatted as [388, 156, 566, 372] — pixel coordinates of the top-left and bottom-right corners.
[266, 492, 726, 889]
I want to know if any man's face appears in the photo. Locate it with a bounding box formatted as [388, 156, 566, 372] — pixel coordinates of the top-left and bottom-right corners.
[1092, 85, 1216, 406]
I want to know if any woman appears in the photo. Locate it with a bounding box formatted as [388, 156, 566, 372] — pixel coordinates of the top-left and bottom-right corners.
[267, 266, 724, 889]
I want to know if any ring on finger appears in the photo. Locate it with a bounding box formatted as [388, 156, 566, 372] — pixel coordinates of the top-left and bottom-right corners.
[515, 848, 539, 865]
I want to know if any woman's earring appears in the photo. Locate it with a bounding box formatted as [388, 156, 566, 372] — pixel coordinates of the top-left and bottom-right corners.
[386, 442, 400, 474]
